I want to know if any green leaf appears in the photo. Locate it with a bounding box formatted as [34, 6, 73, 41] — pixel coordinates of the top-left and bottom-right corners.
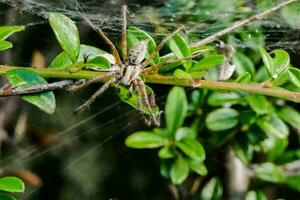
[257, 113, 289, 139]
[235, 72, 251, 83]
[0, 26, 24, 40]
[176, 138, 205, 162]
[173, 69, 192, 79]
[245, 94, 270, 115]
[0, 193, 16, 200]
[207, 92, 241, 106]
[170, 157, 189, 184]
[167, 33, 192, 71]
[0, 40, 12, 51]
[165, 87, 188, 135]
[206, 108, 239, 131]
[191, 54, 225, 71]
[264, 137, 288, 161]
[199, 177, 223, 200]
[159, 146, 175, 159]
[271, 49, 290, 79]
[245, 191, 267, 200]
[287, 176, 300, 191]
[189, 160, 207, 176]
[232, 51, 255, 77]
[127, 26, 159, 64]
[0, 176, 25, 193]
[254, 163, 286, 183]
[277, 106, 300, 129]
[118, 85, 159, 116]
[49, 12, 80, 63]
[175, 127, 196, 141]
[259, 47, 273, 77]
[125, 131, 167, 149]
[5, 69, 56, 114]
[233, 135, 254, 165]
[50, 44, 115, 68]
[288, 67, 300, 87]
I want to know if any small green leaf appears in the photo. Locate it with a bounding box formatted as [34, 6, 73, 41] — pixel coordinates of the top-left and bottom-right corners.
[271, 49, 290, 79]
[0, 193, 16, 200]
[191, 54, 225, 71]
[288, 67, 300, 87]
[165, 87, 188, 135]
[189, 160, 207, 176]
[167, 33, 192, 71]
[257, 113, 289, 139]
[49, 12, 80, 63]
[206, 108, 239, 131]
[207, 92, 241, 106]
[173, 69, 192, 79]
[233, 135, 254, 164]
[0, 40, 12, 51]
[254, 163, 286, 183]
[245, 94, 270, 115]
[0, 26, 24, 40]
[5, 69, 56, 114]
[175, 127, 196, 141]
[118, 85, 159, 116]
[259, 47, 273, 77]
[127, 26, 159, 64]
[159, 146, 175, 159]
[235, 72, 251, 83]
[0, 176, 25, 193]
[287, 176, 300, 192]
[277, 106, 300, 129]
[125, 131, 167, 149]
[176, 138, 205, 162]
[170, 157, 189, 184]
[233, 51, 255, 77]
[245, 191, 267, 200]
[199, 177, 223, 200]
[50, 44, 115, 68]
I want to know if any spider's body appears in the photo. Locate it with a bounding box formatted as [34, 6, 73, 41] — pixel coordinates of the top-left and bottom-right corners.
[70, 5, 183, 126]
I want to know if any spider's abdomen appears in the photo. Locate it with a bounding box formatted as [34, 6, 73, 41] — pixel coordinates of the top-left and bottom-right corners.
[120, 65, 141, 86]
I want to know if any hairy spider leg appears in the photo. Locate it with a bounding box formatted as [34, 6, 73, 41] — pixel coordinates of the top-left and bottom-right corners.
[68, 71, 115, 92]
[79, 11, 122, 64]
[122, 5, 128, 63]
[136, 78, 160, 126]
[75, 77, 117, 114]
[141, 25, 184, 68]
[133, 80, 152, 126]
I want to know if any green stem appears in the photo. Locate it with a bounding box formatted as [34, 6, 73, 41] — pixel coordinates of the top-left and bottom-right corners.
[1, 65, 300, 103]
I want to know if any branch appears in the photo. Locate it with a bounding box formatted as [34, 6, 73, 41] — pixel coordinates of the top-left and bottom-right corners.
[0, 66, 299, 103]
[0, 80, 74, 97]
[190, 0, 298, 48]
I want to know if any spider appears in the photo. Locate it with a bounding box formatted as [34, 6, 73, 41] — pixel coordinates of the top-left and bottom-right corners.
[68, 5, 188, 127]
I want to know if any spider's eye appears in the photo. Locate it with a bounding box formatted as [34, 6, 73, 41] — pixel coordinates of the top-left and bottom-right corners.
[128, 40, 148, 65]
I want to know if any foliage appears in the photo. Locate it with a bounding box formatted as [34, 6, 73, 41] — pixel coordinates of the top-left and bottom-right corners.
[0, 176, 25, 200]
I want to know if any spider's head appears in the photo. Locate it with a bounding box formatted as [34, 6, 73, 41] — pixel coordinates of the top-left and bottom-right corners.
[128, 40, 149, 65]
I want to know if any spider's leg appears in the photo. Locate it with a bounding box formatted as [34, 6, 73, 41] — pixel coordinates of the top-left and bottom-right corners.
[79, 12, 122, 64]
[137, 78, 160, 126]
[133, 80, 152, 126]
[141, 25, 184, 68]
[75, 77, 117, 114]
[68, 72, 115, 92]
[122, 5, 128, 63]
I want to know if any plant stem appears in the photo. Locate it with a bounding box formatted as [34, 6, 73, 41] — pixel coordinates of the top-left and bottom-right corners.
[191, 0, 298, 48]
[1, 65, 300, 102]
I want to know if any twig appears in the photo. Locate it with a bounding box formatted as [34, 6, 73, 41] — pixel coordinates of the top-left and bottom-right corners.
[191, 0, 298, 48]
[0, 80, 74, 97]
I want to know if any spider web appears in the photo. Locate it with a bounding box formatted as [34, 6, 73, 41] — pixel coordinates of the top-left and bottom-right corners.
[0, 0, 300, 199]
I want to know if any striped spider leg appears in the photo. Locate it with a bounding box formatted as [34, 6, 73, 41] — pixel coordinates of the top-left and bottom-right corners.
[69, 5, 184, 126]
